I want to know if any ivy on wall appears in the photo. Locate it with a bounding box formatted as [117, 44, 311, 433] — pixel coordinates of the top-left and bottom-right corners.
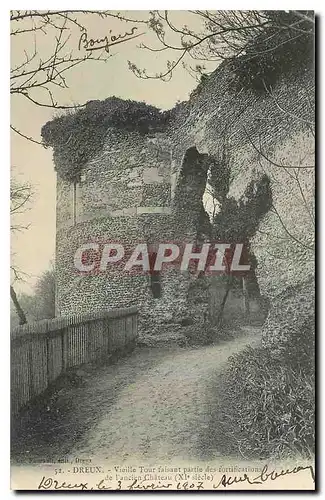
[41, 97, 172, 182]
[189, 12, 314, 99]
[229, 11, 314, 94]
[213, 174, 273, 242]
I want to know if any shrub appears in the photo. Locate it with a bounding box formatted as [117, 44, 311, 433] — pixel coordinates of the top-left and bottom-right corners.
[210, 277, 315, 460]
[262, 277, 315, 374]
[11, 268, 56, 325]
[229, 11, 314, 94]
[213, 345, 315, 460]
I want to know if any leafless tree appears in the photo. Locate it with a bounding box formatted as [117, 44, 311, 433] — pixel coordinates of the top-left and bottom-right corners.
[10, 177, 33, 324]
[10, 178, 32, 232]
[128, 10, 314, 82]
[11, 10, 146, 141]
[10, 10, 146, 321]
[34, 264, 56, 319]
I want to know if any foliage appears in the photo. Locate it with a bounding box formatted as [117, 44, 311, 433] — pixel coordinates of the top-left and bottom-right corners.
[211, 276, 315, 460]
[213, 174, 273, 241]
[11, 267, 56, 326]
[213, 345, 315, 460]
[10, 176, 34, 324]
[41, 97, 171, 182]
[189, 73, 211, 100]
[34, 268, 56, 320]
[262, 277, 315, 373]
[205, 172, 272, 327]
[229, 11, 314, 94]
[206, 145, 231, 204]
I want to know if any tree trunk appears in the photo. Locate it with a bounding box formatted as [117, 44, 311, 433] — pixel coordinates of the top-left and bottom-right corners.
[242, 277, 250, 321]
[10, 285, 27, 325]
[217, 276, 233, 327]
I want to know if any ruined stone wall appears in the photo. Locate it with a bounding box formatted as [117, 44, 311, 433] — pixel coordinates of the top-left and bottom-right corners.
[53, 61, 314, 321]
[169, 66, 315, 298]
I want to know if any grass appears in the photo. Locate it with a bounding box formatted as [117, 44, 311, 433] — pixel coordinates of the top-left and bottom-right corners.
[210, 345, 315, 461]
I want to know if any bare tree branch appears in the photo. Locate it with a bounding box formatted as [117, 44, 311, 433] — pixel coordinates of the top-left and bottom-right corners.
[291, 11, 315, 24]
[11, 9, 146, 141]
[10, 125, 43, 145]
[10, 179, 33, 216]
[293, 168, 315, 227]
[10, 10, 148, 24]
[270, 204, 314, 251]
[243, 127, 314, 169]
[129, 10, 313, 81]
[262, 80, 315, 126]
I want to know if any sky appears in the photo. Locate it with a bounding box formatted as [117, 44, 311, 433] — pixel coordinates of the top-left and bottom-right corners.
[11, 10, 218, 293]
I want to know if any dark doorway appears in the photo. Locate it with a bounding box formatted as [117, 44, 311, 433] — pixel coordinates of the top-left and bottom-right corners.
[148, 252, 162, 298]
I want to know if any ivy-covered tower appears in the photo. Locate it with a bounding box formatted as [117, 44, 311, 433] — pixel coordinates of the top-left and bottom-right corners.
[42, 98, 212, 318]
[42, 99, 169, 315]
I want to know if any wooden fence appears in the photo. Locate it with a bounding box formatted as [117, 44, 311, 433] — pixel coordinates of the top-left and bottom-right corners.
[11, 307, 138, 416]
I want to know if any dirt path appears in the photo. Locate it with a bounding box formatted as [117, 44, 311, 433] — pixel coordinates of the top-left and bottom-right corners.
[12, 328, 261, 465]
[71, 328, 261, 463]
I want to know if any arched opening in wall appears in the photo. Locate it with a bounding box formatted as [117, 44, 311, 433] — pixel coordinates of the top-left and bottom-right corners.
[148, 252, 162, 299]
[204, 142, 231, 220]
[172, 146, 216, 238]
[173, 147, 212, 214]
[208, 173, 273, 327]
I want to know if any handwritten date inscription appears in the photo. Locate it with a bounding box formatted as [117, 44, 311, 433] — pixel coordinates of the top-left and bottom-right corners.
[38, 463, 315, 491]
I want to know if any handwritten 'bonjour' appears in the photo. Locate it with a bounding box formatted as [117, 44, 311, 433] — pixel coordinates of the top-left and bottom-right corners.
[78, 27, 144, 53]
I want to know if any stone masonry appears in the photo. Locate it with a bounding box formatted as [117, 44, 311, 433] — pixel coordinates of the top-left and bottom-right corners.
[44, 60, 314, 334]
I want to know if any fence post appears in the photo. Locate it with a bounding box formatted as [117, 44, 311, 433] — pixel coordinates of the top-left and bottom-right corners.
[27, 338, 34, 400]
[87, 321, 92, 364]
[46, 336, 51, 385]
[61, 328, 67, 372]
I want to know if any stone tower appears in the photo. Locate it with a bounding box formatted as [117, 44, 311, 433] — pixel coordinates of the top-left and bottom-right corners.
[42, 98, 212, 320]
